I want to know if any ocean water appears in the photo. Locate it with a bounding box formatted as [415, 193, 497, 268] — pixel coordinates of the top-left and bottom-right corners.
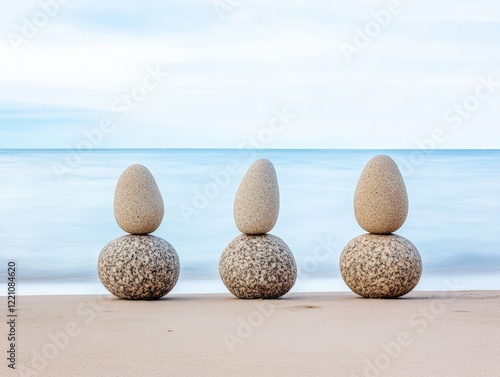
[0, 149, 499, 296]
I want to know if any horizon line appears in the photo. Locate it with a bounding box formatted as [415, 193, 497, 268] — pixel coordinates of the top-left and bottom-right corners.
[0, 147, 499, 151]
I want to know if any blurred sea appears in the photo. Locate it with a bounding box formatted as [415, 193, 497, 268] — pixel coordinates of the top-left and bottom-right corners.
[1, 149, 499, 295]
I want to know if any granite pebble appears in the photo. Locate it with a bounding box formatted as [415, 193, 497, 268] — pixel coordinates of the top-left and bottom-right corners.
[339, 233, 422, 298]
[219, 234, 296, 299]
[98, 234, 179, 300]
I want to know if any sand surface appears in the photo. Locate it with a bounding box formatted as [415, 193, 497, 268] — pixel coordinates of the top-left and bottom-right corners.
[3, 291, 500, 377]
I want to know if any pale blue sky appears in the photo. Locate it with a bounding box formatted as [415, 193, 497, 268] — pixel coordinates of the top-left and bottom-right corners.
[0, 0, 499, 149]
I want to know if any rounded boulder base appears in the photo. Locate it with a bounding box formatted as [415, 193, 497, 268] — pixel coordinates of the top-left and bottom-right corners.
[340, 233, 422, 299]
[98, 235, 179, 300]
[219, 234, 297, 299]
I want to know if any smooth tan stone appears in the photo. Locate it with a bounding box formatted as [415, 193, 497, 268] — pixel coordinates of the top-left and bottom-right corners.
[234, 159, 279, 235]
[354, 155, 408, 234]
[114, 164, 164, 235]
[339, 233, 422, 299]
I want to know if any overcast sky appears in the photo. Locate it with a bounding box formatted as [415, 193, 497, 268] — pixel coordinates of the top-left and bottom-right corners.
[0, 0, 499, 149]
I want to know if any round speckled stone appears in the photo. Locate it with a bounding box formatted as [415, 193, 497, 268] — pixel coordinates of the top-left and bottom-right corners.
[219, 234, 297, 299]
[340, 233, 422, 298]
[98, 235, 179, 300]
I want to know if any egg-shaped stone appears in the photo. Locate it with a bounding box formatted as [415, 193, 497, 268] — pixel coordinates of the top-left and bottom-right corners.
[219, 234, 297, 299]
[98, 234, 179, 300]
[339, 233, 422, 298]
[234, 159, 279, 235]
[354, 155, 408, 234]
[114, 164, 164, 235]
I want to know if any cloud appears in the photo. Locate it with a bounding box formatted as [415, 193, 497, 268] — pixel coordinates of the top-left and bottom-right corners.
[0, 0, 499, 148]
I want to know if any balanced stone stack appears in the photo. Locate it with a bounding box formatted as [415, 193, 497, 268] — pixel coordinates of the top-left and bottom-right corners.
[339, 155, 422, 298]
[219, 159, 297, 299]
[98, 164, 180, 300]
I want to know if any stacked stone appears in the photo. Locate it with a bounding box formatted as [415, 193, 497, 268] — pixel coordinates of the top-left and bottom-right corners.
[219, 159, 297, 299]
[340, 155, 422, 298]
[98, 164, 180, 300]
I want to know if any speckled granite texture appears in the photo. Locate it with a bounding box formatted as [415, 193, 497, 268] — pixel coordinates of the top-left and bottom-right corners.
[234, 159, 279, 235]
[98, 234, 179, 300]
[114, 164, 164, 235]
[220, 234, 297, 299]
[340, 233, 422, 298]
[354, 155, 408, 234]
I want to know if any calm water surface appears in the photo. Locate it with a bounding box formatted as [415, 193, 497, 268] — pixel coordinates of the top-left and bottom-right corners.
[0, 149, 499, 295]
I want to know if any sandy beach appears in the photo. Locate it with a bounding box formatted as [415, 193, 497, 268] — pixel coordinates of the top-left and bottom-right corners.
[5, 291, 500, 377]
